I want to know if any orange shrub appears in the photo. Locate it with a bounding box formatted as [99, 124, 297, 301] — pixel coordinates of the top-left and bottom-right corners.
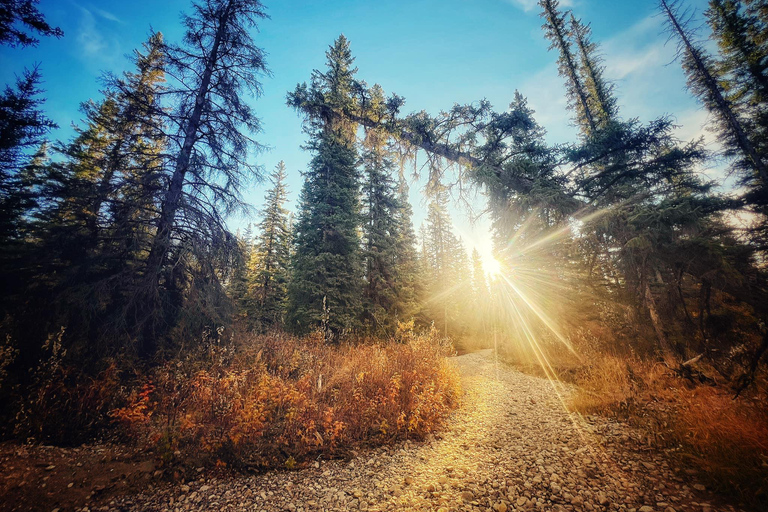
[112, 329, 461, 469]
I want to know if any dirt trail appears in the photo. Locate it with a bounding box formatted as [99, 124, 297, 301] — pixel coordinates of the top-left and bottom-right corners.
[108, 350, 737, 512]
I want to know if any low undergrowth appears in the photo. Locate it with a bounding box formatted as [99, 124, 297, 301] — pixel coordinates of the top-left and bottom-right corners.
[569, 354, 768, 506]
[1, 326, 461, 471]
[496, 319, 768, 506]
[110, 328, 461, 469]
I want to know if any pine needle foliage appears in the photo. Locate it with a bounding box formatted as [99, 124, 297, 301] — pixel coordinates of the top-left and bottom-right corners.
[287, 35, 363, 340]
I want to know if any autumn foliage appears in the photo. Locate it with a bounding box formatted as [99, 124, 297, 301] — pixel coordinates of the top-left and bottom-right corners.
[110, 328, 460, 468]
[569, 355, 768, 504]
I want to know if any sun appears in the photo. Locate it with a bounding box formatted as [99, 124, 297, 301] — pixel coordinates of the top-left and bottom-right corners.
[473, 242, 503, 278]
[483, 254, 503, 278]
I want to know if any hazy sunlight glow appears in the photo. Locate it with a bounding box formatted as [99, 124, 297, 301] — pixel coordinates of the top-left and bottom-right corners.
[484, 255, 503, 277]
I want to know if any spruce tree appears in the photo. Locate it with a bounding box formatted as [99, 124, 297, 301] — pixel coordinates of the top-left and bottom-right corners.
[449, 236, 473, 338]
[540, 0, 597, 137]
[0, 34, 167, 360]
[471, 248, 490, 338]
[544, 0, 734, 357]
[708, 0, 768, 108]
[392, 175, 422, 326]
[660, 0, 768, 199]
[54, 33, 165, 274]
[101, 32, 167, 265]
[0, 68, 55, 243]
[422, 189, 471, 338]
[287, 35, 363, 339]
[134, 0, 269, 354]
[360, 85, 401, 334]
[230, 225, 257, 324]
[253, 161, 292, 329]
[0, 0, 62, 48]
[704, 0, 768, 246]
[569, 14, 617, 129]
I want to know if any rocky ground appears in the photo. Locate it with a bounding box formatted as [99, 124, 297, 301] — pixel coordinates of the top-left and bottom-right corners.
[90, 349, 738, 512]
[0, 442, 155, 512]
[0, 350, 744, 512]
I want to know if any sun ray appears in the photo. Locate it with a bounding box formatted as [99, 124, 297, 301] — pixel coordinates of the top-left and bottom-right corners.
[499, 272, 580, 357]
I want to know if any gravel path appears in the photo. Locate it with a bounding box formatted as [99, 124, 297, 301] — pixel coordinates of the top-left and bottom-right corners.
[104, 350, 738, 512]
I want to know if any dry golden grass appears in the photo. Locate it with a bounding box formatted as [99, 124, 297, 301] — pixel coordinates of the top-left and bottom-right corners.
[569, 354, 768, 504]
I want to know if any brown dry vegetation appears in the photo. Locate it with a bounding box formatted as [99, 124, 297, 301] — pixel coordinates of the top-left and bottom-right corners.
[1, 326, 460, 475]
[498, 310, 768, 507]
[569, 354, 768, 504]
[110, 327, 461, 470]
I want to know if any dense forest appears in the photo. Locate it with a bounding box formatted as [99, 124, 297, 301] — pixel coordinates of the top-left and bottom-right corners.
[1, 0, 767, 509]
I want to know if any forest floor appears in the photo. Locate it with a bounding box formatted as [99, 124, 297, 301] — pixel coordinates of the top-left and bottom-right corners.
[0, 350, 747, 512]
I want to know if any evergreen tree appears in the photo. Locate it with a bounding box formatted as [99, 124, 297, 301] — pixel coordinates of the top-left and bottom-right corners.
[543, 0, 736, 356]
[137, 0, 269, 354]
[660, 0, 768, 383]
[360, 85, 401, 334]
[422, 189, 471, 338]
[230, 224, 257, 323]
[392, 175, 422, 325]
[7, 34, 168, 358]
[449, 236, 473, 337]
[708, 0, 768, 110]
[287, 35, 363, 339]
[540, 0, 597, 137]
[252, 161, 292, 329]
[0, 67, 56, 243]
[0, 0, 62, 48]
[704, 0, 768, 245]
[100, 32, 167, 267]
[660, 0, 768, 206]
[569, 14, 618, 129]
[471, 247, 490, 337]
[0, 0, 60, 237]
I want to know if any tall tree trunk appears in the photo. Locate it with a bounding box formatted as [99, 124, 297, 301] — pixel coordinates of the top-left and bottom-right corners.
[144, 2, 232, 286]
[137, 2, 232, 357]
[645, 280, 672, 356]
[88, 138, 125, 245]
[541, 0, 597, 135]
[639, 263, 672, 356]
[661, 0, 768, 187]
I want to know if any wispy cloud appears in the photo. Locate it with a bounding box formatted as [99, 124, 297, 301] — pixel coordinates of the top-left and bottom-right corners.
[92, 7, 123, 24]
[518, 63, 575, 144]
[77, 7, 105, 56]
[74, 5, 122, 67]
[602, 15, 672, 80]
[672, 108, 735, 186]
[672, 108, 712, 145]
[600, 15, 704, 130]
[506, 0, 574, 13]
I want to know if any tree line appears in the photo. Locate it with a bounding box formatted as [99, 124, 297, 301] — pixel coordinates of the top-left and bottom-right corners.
[325, 0, 768, 389]
[0, 3, 486, 373]
[0, 0, 767, 398]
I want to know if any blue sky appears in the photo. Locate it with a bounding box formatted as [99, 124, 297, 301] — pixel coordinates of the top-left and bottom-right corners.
[1, 0, 715, 266]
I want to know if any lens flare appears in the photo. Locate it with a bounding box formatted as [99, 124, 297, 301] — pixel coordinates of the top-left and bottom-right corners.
[484, 255, 503, 277]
